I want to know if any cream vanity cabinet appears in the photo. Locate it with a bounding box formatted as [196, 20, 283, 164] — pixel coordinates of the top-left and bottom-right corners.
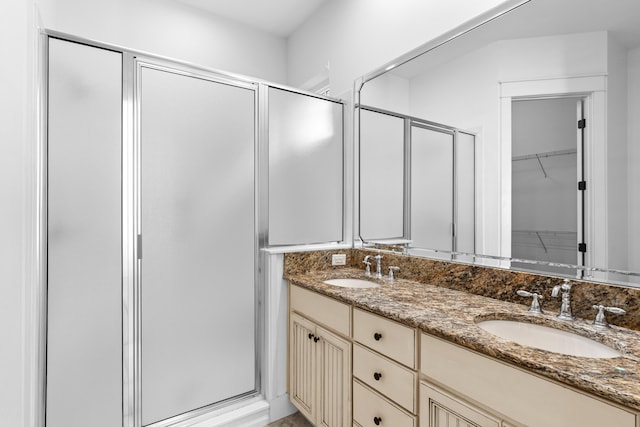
[289, 283, 638, 427]
[289, 285, 352, 426]
[420, 333, 638, 427]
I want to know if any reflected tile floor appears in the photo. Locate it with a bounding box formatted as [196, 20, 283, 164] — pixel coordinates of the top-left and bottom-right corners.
[267, 412, 313, 427]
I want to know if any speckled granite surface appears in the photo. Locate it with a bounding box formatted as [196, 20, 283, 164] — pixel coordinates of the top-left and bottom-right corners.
[284, 251, 640, 412]
[284, 249, 640, 331]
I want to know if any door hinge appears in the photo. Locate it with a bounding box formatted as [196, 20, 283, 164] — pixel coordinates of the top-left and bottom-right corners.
[578, 118, 586, 129]
[578, 243, 587, 253]
[578, 181, 587, 191]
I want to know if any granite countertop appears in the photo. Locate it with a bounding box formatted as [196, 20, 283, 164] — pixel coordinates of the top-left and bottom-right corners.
[286, 267, 640, 412]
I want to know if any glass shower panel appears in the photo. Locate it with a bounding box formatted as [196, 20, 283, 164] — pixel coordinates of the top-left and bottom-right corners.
[456, 132, 476, 254]
[140, 67, 256, 425]
[268, 87, 343, 246]
[47, 39, 123, 427]
[410, 126, 454, 253]
[359, 109, 405, 240]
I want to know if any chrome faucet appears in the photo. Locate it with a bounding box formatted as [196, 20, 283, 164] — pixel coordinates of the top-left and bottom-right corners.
[372, 252, 383, 279]
[363, 255, 373, 276]
[551, 278, 575, 321]
[388, 266, 400, 281]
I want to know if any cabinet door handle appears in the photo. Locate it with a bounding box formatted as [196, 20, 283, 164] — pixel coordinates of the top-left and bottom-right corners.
[374, 332, 382, 341]
[313, 336, 320, 342]
[374, 416, 382, 425]
[308, 333, 314, 340]
[373, 372, 382, 381]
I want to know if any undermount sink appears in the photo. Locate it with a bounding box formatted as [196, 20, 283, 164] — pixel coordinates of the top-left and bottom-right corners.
[323, 278, 381, 289]
[476, 319, 621, 359]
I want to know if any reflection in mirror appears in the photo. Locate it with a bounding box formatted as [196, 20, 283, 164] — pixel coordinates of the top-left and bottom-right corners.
[357, 0, 640, 286]
[511, 97, 581, 275]
[359, 106, 476, 259]
[360, 108, 405, 241]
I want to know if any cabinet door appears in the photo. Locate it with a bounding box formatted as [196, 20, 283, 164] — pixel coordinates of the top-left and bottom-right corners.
[317, 326, 352, 427]
[420, 382, 500, 427]
[290, 313, 318, 421]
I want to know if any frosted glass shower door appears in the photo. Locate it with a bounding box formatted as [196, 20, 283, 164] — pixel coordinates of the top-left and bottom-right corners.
[46, 39, 123, 427]
[410, 125, 454, 254]
[139, 66, 256, 425]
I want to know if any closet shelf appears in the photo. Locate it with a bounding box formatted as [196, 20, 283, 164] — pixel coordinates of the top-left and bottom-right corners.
[512, 229, 577, 253]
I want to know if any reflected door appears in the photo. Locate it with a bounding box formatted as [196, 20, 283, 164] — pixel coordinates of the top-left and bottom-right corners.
[511, 97, 581, 273]
[139, 66, 256, 425]
[410, 125, 454, 254]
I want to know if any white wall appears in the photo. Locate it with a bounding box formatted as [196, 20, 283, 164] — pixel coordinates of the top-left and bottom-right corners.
[36, 0, 288, 83]
[287, 0, 508, 97]
[607, 36, 629, 271]
[359, 73, 410, 112]
[0, 2, 33, 426]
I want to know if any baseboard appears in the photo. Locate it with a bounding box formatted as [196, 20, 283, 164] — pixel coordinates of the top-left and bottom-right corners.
[268, 394, 297, 423]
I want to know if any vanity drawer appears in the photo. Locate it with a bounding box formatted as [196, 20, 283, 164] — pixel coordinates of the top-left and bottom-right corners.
[353, 308, 416, 368]
[353, 380, 416, 427]
[290, 284, 350, 336]
[353, 343, 416, 412]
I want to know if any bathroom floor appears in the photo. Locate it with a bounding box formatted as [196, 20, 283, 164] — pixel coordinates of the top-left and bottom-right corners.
[267, 412, 313, 427]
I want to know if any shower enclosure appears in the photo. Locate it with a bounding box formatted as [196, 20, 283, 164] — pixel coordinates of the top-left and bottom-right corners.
[42, 34, 345, 427]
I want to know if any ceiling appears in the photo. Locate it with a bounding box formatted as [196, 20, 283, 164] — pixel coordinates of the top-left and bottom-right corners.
[176, 0, 328, 37]
[387, 0, 640, 79]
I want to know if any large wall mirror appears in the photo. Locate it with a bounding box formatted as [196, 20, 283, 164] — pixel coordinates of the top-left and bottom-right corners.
[356, 0, 640, 286]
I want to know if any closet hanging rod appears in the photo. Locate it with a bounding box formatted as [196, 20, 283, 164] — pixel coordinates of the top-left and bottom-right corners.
[512, 229, 577, 236]
[512, 148, 577, 162]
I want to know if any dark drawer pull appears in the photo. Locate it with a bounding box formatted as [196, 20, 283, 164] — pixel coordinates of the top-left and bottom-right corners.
[374, 332, 382, 341]
[374, 416, 382, 425]
[308, 333, 314, 340]
[313, 336, 320, 342]
[373, 372, 382, 381]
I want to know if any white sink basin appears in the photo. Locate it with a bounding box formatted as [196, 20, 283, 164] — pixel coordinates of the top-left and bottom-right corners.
[476, 320, 621, 358]
[323, 278, 381, 289]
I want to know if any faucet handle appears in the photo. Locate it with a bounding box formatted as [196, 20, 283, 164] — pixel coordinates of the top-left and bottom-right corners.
[363, 255, 372, 275]
[517, 290, 544, 314]
[388, 266, 400, 280]
[551, 278, 572, 297]
[592, 304, 626, 328]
